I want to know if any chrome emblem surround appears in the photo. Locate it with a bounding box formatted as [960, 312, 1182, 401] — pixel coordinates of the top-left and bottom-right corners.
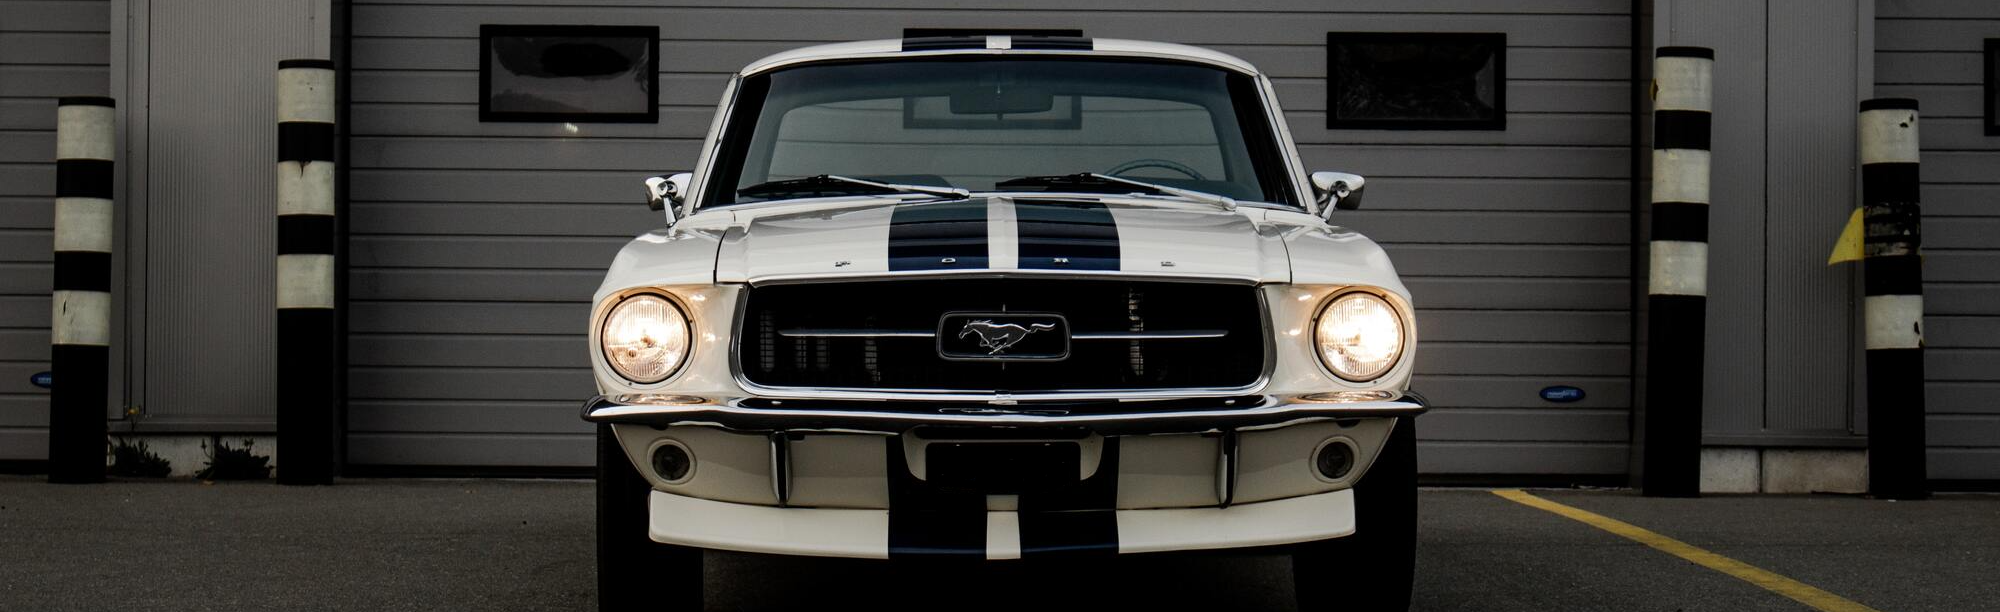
[937, 312, 1070, 361]
[959, 320, 1056, 354]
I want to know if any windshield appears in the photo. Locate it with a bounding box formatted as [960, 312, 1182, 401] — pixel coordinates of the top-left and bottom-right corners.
[702, 57, 1297, 207]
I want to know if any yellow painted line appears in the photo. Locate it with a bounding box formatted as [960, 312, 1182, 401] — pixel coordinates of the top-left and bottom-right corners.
[1491, 489, 1881, 612]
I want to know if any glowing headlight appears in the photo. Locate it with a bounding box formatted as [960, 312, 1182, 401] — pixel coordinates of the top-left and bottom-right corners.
[1314, 292, 1405, 382]
[600, 293, 691, 384]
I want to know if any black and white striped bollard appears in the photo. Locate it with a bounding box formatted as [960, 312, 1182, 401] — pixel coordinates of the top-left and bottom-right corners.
[275, 59, 339, 485]
[1858, 98, 1928, 500]
[1642, 47, 1712, 498]
[48, 96, 116, 484]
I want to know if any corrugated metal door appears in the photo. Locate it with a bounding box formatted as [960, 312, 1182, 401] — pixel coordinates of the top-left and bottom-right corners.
[348, 0, 1638, 476]
[1660, 0, 1868, 447]
[127, 0, 326, 429]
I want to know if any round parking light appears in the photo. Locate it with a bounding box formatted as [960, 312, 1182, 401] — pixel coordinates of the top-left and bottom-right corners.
[651, 442, 694, 483]
[1315, 440, 1357, 480]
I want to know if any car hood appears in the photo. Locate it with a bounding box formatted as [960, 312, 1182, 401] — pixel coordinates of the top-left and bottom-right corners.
[601, 194, 1408, 299]
[713, 195, 1292, 284]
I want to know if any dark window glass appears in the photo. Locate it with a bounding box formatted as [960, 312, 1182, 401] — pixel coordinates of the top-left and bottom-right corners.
[902, 28, 1084, 38]
[479, 25, 658, 123]
[1986, 39, 1998, 136]
[1327, 32, 1506, 130]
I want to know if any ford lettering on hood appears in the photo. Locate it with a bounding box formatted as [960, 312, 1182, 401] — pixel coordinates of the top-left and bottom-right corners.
[719, 196, 1278, 283]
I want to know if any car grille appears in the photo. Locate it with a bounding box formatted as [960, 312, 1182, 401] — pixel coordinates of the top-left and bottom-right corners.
[738, 278, 1266, 393]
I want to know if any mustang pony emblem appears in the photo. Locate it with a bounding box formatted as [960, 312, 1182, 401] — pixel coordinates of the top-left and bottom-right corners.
[957, 320, 1057, 354]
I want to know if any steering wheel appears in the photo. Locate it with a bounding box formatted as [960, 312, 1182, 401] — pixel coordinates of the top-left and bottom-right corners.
[1106, 158, 1207, 181]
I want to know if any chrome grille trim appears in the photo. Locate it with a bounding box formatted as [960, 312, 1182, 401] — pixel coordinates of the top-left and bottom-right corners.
[730, 277, 1273, 399]
[776, 328, 1227, 340]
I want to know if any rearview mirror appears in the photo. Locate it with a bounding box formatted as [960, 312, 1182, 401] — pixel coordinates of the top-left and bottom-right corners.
[645, 173, 692, 224]
[1310, 171, 1367, 217]
[949, 85, 1056, 115]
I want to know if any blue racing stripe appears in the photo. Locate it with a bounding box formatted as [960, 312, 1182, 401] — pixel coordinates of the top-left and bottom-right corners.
[1017, 201, 1120, 271]
[1018, 437, 1120, 557]
[886, 437, 987, 558]
[888, 199, 991, 271]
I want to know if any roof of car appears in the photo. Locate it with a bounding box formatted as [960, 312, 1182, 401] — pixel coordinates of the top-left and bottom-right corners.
[738, 37, 1263, 77]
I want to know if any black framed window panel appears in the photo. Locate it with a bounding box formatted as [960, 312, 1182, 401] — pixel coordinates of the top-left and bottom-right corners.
[1326, 32, 1507, 131]
[1986, 39, 1998, 136]
[479, 24, 660, 123]
[903, 28, 1084, 39]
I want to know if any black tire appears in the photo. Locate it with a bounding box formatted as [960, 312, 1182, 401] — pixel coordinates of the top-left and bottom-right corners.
[1293, 416, 1418, 612]
[597, 424, 703, 612]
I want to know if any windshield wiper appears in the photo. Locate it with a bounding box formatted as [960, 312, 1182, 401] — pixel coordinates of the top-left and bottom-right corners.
[993, 173, 1236, 211]
[737, 175, 969, 201]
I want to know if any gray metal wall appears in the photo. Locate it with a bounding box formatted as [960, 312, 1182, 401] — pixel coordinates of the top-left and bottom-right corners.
[1875, 0, 2000, 482]
[350, 0, 1639, 475]
[0, 0, 110, 461]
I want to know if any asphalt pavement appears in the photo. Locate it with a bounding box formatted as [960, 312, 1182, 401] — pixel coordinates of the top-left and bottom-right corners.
[0, 477, 1992, 611]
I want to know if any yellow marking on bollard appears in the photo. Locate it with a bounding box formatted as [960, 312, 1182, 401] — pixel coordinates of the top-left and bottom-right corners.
[1828, 207, 1864, 265]
[1491, 489, 1882, 612]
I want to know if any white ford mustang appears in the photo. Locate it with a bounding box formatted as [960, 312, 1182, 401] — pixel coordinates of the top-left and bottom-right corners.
[584, 34, 1424, 612]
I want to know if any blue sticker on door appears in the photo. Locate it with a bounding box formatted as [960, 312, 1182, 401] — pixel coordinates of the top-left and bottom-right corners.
[1540, 385, 1584, 403]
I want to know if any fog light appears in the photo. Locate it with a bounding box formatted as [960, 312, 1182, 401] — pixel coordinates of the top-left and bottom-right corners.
[651, 442, 693, 483]
[1315, 440, 1356, 480]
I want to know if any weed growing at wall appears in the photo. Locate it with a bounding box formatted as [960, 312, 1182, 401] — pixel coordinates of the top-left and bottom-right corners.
[107, 438, 172, 478]
[196, 438, 272, 481]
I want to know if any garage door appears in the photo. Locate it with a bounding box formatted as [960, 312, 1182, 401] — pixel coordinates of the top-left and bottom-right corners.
[346, 0, 1638, 477]
[0, 0, 111, 462]
[1874, 3, 2000, 484]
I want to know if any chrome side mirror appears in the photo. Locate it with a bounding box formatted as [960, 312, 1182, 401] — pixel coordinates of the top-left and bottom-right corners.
[645, 172, 693, 223]
[1310, 171, 1367, 217]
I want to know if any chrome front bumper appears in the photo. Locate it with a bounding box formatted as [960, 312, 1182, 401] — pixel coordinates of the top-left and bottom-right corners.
[581, 390, 1426, 435]
[597, 393, 1420, 555]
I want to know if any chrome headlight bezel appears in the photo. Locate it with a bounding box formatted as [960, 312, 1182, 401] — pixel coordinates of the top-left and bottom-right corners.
[1311, 290, 1407, 383]
[598, 291, 694, 385]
